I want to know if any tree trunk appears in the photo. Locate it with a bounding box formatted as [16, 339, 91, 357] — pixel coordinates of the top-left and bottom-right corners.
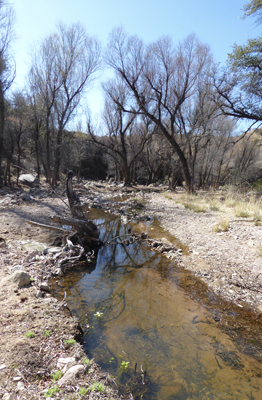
[0, 86, 4, 188]
[52, 125, 63, 186]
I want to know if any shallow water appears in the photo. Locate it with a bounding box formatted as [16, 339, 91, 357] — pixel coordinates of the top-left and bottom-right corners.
[53, 210, 262, 399]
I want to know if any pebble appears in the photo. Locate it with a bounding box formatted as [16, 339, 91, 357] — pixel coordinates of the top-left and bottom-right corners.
[16, 381, 25, 391]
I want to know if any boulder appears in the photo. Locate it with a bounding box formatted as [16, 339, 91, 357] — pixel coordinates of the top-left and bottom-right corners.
[18, 174, 39, 188]
[8, 271, 31, 288]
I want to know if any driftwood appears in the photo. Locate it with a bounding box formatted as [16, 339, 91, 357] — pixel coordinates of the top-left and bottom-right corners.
[27, 171, 101, 252]
[49, 215, 100, 242]
[26, 219, 68, 233]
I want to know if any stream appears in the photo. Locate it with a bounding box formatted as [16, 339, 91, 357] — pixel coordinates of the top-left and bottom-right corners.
[53, 208, 262, 399]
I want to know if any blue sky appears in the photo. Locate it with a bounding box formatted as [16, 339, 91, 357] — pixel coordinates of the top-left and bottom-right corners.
[11, 0, 262, 121]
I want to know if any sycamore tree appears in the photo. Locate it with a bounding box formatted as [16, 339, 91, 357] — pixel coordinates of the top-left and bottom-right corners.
[105, 28, 217, 193]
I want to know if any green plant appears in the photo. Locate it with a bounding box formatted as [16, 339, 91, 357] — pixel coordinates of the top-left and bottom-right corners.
[79, 387, 88, 395]
[51, 370, 63, 382]
[44, 385, 60, 397]
[119, 360, 130, 372]
[109, 357, 115, 363]
[25, 331, 35, 338]
[64, 338, 76, 345]
[30, 277, 34, 282]
[44, 330, 52, 337]
[83, 357, 91, 367]
[89, 381, 105, 392]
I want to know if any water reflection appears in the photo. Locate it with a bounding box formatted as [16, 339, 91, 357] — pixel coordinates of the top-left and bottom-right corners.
[53, 210, 262, 399]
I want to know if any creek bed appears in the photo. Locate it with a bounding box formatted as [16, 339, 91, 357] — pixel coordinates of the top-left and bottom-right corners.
[52, 209, 262, 400]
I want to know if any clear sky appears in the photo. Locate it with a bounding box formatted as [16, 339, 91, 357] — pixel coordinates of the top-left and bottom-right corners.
[11, 0, 262, 122]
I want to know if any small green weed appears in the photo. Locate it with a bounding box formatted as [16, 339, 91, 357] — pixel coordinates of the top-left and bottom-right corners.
[25, 331, 35, 338]
[119, 360, 130, 371]
[64, 338, 76, 345]
[44, 385, 60, 397]
[79, 387, 88, 395]
[83, 357, 91, 367]
[51, 370, 63, 382]
[109, 357, 115, 363]
[89, 381, 105, 392]
[44, 330, 52, 337]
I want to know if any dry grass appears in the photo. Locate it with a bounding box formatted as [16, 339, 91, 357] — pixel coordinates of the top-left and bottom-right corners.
[174, 187, 262, 221]
[213, 218, 230, 233]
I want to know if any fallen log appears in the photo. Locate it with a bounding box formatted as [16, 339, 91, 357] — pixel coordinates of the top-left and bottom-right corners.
[27, 171, 101, 252]
[49, 215, 99, 239]
[26, 220, 68, 233]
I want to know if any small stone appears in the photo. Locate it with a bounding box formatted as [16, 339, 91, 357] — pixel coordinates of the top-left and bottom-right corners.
[36, 290, 43, 298]
[16, 381, 25, 391]
[13, 376, 21, 381]
[40, 282, 50, 292]
[58, 364, 84, 387]
[2, 393, 11, 400]
[0, 364, 6, 370]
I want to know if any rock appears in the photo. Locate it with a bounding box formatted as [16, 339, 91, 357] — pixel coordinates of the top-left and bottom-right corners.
[36, 290, 43, 298]
[18, 174, 39, 188]
[0, 364, 6, 370]
[0, 237, 6, 248]
[13, 376, 21, 381]
[20, 194, 33, 202]
[2, 394, 11, 400]
[53, 267, 63, 276]
[16, 381, 25, 391]
[8, 271, 31, 288]
[58, 364, 84, 387]
[40, 282, 50, 292]
[23, 251, 40, 263]
[57, 357, 76, 372]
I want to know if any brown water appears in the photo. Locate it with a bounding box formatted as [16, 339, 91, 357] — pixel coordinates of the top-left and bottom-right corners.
[53, 210, 262, 399]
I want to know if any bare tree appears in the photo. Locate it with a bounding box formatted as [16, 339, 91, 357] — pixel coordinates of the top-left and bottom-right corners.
[29, 34, 62, 182]
[105, 28, 215, 193]
[89, 79, 152, 185]
[52, 23, 101, 185]
[28, 23, 101, 185]
[0, 0, 15, 187]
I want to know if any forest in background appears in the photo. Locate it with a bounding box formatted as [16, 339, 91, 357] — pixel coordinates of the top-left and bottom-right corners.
[1, 0, 262, 192]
